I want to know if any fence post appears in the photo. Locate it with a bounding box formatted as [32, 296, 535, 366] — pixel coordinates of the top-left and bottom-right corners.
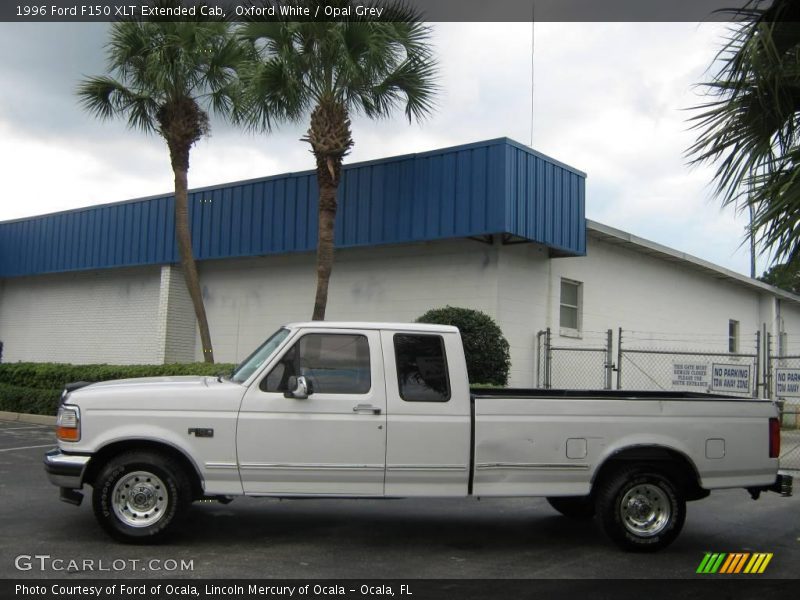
[535, 330, 544, 387]
[604, 329, 613, 390]
[616, 327, 623, 390]
[754, 330, 761, 398]
[545, 327, 552, 389]
[766, 331, 772, 400]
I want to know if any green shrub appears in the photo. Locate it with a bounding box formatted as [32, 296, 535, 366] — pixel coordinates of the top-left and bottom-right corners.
[0, 362, 236, 416]
[416, 306, 510, 386]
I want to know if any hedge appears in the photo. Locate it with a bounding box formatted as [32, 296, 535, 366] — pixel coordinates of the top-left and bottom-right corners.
[0, 362, 235, 416]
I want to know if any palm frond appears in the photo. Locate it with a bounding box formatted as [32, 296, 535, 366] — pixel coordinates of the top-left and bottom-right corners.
[76, 75, 159, 133]
[78, 18, 252, 138]
[687, 0, 800, 263]
[239, 0, 438, 131]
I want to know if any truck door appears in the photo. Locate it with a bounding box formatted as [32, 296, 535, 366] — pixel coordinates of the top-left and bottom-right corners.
[381, 330, 472, 496]
[237, 328, 387, 495]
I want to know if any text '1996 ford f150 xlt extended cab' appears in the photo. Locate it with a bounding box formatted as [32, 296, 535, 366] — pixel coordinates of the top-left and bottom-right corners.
[44, 322, 792, 551]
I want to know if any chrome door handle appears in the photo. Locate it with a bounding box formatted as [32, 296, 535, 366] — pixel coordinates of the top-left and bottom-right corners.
[353, 404, 382, 414]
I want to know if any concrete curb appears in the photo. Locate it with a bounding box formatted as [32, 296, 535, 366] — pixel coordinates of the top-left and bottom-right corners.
[0, 411, 56, 425]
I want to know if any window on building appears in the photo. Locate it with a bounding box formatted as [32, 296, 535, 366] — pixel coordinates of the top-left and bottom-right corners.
[560, 279, 582, 335]
[728, 320, 740, 353]
[394, 334, 451, 402]
[262, 333, 371, 394]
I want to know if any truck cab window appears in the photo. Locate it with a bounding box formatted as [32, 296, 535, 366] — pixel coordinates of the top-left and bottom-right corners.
[262, 333, 371, 394]
[394, 334, 451, 402]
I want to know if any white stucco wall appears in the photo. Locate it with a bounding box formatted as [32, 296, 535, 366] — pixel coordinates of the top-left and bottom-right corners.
[0, 266, 162, 364]
[552, 234, 765, 351]
[195, 239, 501, 365]
[495, 242, 551, 386]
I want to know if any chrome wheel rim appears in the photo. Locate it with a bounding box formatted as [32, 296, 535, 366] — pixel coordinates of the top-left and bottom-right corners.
[111, 470, 168, 528]
[619, 483, 671, 537]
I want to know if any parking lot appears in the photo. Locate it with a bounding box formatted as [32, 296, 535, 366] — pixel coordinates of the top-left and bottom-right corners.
[1, 418, 798, 580]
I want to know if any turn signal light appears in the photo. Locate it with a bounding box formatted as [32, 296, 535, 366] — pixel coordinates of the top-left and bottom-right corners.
[56, 406, 80, 442]
[769, 418, 780, 459]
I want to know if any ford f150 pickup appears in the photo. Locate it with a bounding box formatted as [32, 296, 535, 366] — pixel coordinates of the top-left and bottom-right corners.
[44, 322, 792, 551]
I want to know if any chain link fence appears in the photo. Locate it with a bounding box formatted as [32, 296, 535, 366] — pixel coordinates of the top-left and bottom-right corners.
[617, 329, 760, 398]
[537, 328, 760, 397]
[766, 333, 800, 470]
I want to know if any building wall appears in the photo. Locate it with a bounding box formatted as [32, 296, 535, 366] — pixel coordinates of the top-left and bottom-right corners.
[495, 242, 551, 386]
[3, 233, 800, 392]
[537, 235, 800, 391]
[0, 266, 162, 364]
[549, 235, 768, 352]
[777, 300, 800, 355]
[195, 239, 501, 366]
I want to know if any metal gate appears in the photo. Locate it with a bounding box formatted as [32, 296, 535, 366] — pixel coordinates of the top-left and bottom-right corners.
[616, 329, 760, 398]
[536, 328, 614, 390]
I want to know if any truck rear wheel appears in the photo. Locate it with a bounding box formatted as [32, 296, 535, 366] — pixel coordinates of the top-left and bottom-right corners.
[546, 496, 595, 519]
[92, 451, 190, 544]
[596, 467, 685, 552]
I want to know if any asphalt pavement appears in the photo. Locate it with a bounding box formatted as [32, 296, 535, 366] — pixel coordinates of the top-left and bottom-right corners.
[1, 419, 798, 580]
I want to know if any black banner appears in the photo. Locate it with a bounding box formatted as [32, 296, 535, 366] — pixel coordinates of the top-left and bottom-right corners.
[3, 579, 799, 600]
[0, 0, 784, 23]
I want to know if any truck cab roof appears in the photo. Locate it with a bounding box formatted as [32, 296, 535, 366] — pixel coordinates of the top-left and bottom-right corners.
[284, 321, 460, 334]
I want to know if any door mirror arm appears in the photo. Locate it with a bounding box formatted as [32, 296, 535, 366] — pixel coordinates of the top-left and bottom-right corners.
[284, 375, 313, 399]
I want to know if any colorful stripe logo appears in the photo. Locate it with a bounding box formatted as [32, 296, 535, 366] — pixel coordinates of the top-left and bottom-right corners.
[696, 552, 773, 574]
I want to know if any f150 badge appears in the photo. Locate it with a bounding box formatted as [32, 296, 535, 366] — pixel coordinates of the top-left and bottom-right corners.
[188, 428, 214, 438]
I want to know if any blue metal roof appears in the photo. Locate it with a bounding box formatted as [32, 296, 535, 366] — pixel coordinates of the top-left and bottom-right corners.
[0, 137, 586, 278]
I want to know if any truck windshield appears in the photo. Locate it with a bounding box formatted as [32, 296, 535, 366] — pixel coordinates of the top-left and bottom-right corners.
[230, 328, 291, 383]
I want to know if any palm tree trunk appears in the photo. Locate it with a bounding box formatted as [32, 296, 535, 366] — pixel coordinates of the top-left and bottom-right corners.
[312, 157, 340, 321]
[173, 164, 215, 363]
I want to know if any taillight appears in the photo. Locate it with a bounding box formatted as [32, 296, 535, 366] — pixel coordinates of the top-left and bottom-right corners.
[769, 417, 780, 459]
[56, 405, 80, 442]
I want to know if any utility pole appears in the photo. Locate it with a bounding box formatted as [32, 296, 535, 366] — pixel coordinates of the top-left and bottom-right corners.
[749, 203, 756, 279]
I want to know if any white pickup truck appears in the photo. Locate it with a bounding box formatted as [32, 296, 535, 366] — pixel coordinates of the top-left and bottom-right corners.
[44, 322, 792, 551]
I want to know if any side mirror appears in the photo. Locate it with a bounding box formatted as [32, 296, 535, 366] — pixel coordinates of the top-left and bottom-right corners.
[284, 375, 313, 399]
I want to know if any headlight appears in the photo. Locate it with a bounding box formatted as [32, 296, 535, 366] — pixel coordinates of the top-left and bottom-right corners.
[56, 405, 80, 442]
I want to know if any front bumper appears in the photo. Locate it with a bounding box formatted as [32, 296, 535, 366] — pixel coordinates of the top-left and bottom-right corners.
[43, 448, 90, 489]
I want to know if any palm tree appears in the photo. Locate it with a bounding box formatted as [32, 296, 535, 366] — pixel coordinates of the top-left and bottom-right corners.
[78, 14, 247, 363]
[240, 0, 438, 320]
[687, 0, 800, 267]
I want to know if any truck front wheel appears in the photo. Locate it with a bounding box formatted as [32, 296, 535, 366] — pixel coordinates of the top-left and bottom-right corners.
[596, 467, 685, 552]
[92, 451, 190, 543]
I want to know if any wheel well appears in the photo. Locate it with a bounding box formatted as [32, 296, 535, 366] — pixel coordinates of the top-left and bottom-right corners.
[592, 446, 707, 501]
[83, 440, 204, 499]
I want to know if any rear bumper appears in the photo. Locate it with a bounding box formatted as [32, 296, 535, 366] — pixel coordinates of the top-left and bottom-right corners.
[43, 448, 90, 489]
[772, 473, 793, 497]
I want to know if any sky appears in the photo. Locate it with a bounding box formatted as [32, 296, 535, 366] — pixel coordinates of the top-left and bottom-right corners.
[0, 20, 764, 276]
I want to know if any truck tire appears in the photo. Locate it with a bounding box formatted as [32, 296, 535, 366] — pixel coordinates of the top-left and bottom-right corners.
[92, 451, 190, 544]
[546, 496, 595, 519]
[596, 466, 685, 552]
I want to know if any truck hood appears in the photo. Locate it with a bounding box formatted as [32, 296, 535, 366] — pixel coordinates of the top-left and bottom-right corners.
[62, 375, 249, 407]
[75, 375, 214, 391]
